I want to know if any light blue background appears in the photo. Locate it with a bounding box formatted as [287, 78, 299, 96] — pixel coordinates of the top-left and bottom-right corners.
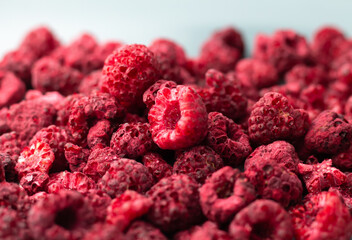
[1, 0, 352, 57]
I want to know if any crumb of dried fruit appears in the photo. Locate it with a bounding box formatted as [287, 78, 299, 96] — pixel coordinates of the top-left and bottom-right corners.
[47, 171, 96, 194]
[87, 119, 112, 149]
[142, 152, 172, 182]
[125, 221, 168, 240]
[64, 143, 90, 172]
[143, 80, 177, 109]
[0, 71, 26, 108]
[78, 69, 102, 95]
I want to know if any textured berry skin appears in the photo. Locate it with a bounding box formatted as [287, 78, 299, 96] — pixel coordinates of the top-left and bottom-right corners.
[245, 163, 303, 207]
[0, 207, 29, 240]
[199, 166, 256, 225]
[146, 174, 203, 233]
[229, 200, 294, 240]
[101, 44, 161, 108]
[173, 146, 224, 184]
[98, 158, 153, 198]
[25, 90, 65, 109]
[285, 64, 329, 88]
[189, 221, 232, 240]
[142, 152, 172, 182]
[20, 171, 49, 195]
[298, 159, 346, 194]
[78, 69, 102, 95]
[244, 140, 300, 174]
[56, 94, 84, 126]
[329, 173, 352, 211]
[106, 190, 152, 231]
[110, 122, 155, 159]
[82, 189, 111, 222]
[289, 191, 352, 240]
[0, 152, 17, 182]
[125, 221, 168, 240]
[27, 190, 95, 240]
[248, 92, 310, 145]
[143, 80, 177, 109]
[148, 85, 208, 150]
[87, 119, 112, 149]
[0, 182, 27, 210]
[0, 131, 24, 162]
[206, 112, 252, 167]
[332, 145, 352, 171]
[304, 110, 352, 154]
[0, 108, 10, 135]
[0, 71, 26, 108]
[82, 223, 123, 240]
[64, 143, 90, 172]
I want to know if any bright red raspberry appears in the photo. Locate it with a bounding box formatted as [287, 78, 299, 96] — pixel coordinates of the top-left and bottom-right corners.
[248, 92, 310, 145]
[0, 71, 26, 108]
[290, 191, 352, 240]
[47, 171, 96, 194]
[125, 221, 168, 240]
[106, 190, 152, 231]
[298, 159, 346, 194]
[27, 190, 95, 240]
[173, 146, 224, 184]
[332, 145, 352, 171]
[98, 158, 153, 197]
[0, 207, 29, 240]
[206, 112, 252, 167]
[229, 200, 294, 240]
[0, 131, 25, 162]
[0, 108, 9, 135]
[148, 85, 208, 150]
[87, 119, 112, 149]
[56, 94, 84, 126]
[20, 171, 49, 195]
[199, 166, 255, 225]
[83, 223, 123, 240]
[101, 44, 161, 108]
[0, 152, 17, 182]
[64, 143, 90, 172]
[78, 69, 102, 95]
[142, 152, 172, 182]
[143, 80, 177, 109]
[146, 174, 203, 233]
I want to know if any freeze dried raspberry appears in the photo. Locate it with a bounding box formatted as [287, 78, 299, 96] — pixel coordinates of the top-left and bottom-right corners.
[125, 221, 167, 240]
[20, 171, 49, 195]
[285, 64, 330, 88]
[64, 143, 90, 172]
[300, 84, 326, 111]
[345, 96, 352, 123]
[148, 85, 208, 150]
[0, 131, 24, 162]
[106, 190, 152, 231]
[244, 141, 300, 174]
[245, 163, 302, 207]
[146, 174, 203, 233]
[142, 152, 172, 182]
[83, 189, 111, 222]
[0, 182, 27, 209]
[206, 112, 252, 167]
[290, 191, 352, 240]
[15, 140, 54, 179]
[7, 99, 56, 141]
[0, 108, 9, 135]
[47, 171, 96, 194]
[31, 57, 84, 95]
[110, 122, 155, 159]
[78, 69, 102, 95]
[198, 27, 244, 74]
[87, 119, 112, 149]
[304, 110, 352, 154]
[123, 113, 147, 123]
[0, 71, 26, 108]
[56, 93, 84, 126]
[143, 80, 177, 109]
[298, 159, 346, 193]
[173, 146, 224, 184]
[229, 199, 294, 240]
[25, 90, 65, 108]
[254, 30, 310, 74]
[199, 166, 255, 225]
[332, 145, 352, 171]
[98, 158, 153, 197]
[101, 44, 161, 108]
[197, 69, 248, 120]
[27, 190, 95, 240]
[0, 152, 17, 182]
[248, 92, 310, 145]
[0, 207, 29, 240]
[189, 221, 232, 240]
[83, 223, 123, 240]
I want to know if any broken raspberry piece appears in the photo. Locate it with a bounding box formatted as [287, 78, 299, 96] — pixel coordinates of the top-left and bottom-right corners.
[20, 171, 49, 195]
[87, 119, 112, 149]
[64, 143, 90, 172]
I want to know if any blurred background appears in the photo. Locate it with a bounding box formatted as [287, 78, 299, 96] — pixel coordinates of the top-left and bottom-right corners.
[1, 0, 352, 57]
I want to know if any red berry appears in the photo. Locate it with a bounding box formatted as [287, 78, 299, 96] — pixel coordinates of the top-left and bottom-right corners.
[56, 94, 84, 126]
[188, 221, 232, 240]
[82, 189, 111, 222]
[0, 71, 26, 108]
[0, 152, 17, 182]
[142, 152, 172, 182]
[83, 223, 123, 240]
[78, 70, 102, 95]
[0, 108, 10, 135]
[0, 131, 25, 162]
[87, 119, 112, 149]
[0, 182, 27, 210]
[20, 171, 49, 195]
[64, 143, 90, 172]
[0, 207, 29, 240]
[125, 221, 168, 240]
[332, 145, 352, 171]
[143, 80, 177, 109]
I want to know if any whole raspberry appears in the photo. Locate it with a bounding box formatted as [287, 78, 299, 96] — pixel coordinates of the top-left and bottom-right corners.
[87, 119, 112, 149]
[20, 171, 49, 195]
[56, 94, 84, 126]
[25, 90, 65, 108]
[304, 110, 352, 154]
[290, 191, 352, 240]
[31, 57, 84, 96]
[332, 145, 352, 171]
[82, 189, 111, 222]
[143, 80, 177, 109]
[245, 163, 303, 207]
[0, 152, 17, 182]
[146, 174, 203, 233]
[244, 140, 300, 174]
[189, 221, 232, 240]
[206, 112, 252, 167]
[229, 200, 294, 240]
[83, 223, 123, 240]
[27, 190, 95, 240]
[142, 152, 172, 182]
[47, 171, 96, 194]
[298, 159, 346, 193]
[0, 108, 10, 135]
[101, 44, 161, 108]
[64, 143, 90, 172]
[199, 166, 256, 225]
[148, 85, 208, 150]
[0, 207, 29, 240]
[106, 190, 152, 231]
[248, 92, 310, 145]
[125, 221, 168, 240]
[285, 64, 329, 88]
[98, 158, 153, 198]
[110, 122, 155, 159]
[78, 69, 102, 95]
[0, 71, 26, 108]
[0, 131, 25, 162]
[173, 146, 224, 184]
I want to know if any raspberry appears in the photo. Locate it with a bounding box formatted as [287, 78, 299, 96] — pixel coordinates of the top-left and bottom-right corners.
[146, 174, 203, 233]
[289, 191, 352, 240]
[245, 163, 303, 207]
[106, 190, 152, 231]
[148, 85, 208, 150]
[298, 159, 346, 193]
[125, 221, 168, 240]
[25, 90, 65, 107]
[0, 71, 26, 108]
[199, 166, 256, 225]
[206, 112, 252, 167]
[110, 122, 155, 159]
[87, 119, 112, 149]
[285, 64, 329, 88]
[244, 140, 300, 174]
[142, 152, 172, 182]
[56, 93, 84, 126]
[101, 44, 161, 108]
[31, 57, 84, 96]
[173, 145, 224, 184]
[27, 190, 95, 240]
[96, 41, 123, 63]
[47, 171, 96, 194]
[304, 110, 352, 154]
[248, 92, 310, 145]
[0, 182, 27, 210]
[0, 108, 10, 135]
[83, 223, 123, 240]
[0, 131, 25, 162]
[188, 221, 232, 240]
[78, 70, 102, 95]
[143, 80, 177, 109]
[82, 189, 111, 222]
[98, 158, 153, 197]
[0, 152, 17, 182]
[332, 145, 352, 171]
[15, 140, 55, 179]
[229, 199, 294, 240]
[20, 171, 49, 195]
[0, 207, 29, 240]
[64, 143, 90, 172]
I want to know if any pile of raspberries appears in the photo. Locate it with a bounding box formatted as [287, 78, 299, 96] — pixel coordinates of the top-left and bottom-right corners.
[0, 25, 352, 240]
